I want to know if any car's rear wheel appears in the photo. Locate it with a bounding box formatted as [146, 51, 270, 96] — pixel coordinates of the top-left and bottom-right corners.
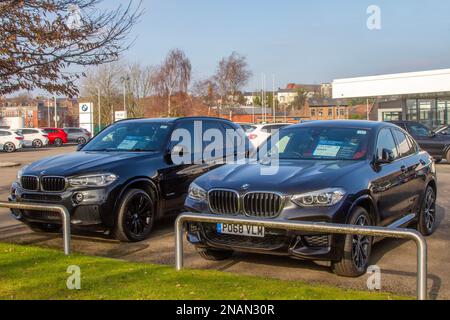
[332, 207, 373, 277]
[113, 189, 155, 242]
[54, 138, 63, 147]
[3, 142, 16, 153]
[32, 139, 43, 148]
[77, 137, 87, 145]
[28, 223, 61, 233]
[417, 186, 437, 236]
[197, 248, 234, 261]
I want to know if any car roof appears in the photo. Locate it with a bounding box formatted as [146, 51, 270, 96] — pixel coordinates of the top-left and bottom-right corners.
[115, 117, 235, 124]
[288, 120, 395, 130]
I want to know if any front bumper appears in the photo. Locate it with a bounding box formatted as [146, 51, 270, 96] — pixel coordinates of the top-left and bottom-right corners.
[9, 182, 116, 227]
[184, 197, 350, 261]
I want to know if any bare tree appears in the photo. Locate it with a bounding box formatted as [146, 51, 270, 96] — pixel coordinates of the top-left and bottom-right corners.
[214, 52, 252, 106]
[125, 63, 155, 117]
[0, 0, 142, 96]
[81, 62, 124, 125]
[154, 49, 192, 116]
[192, 78, 218, 113]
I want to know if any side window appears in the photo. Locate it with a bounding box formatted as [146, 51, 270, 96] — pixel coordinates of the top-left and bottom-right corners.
[376, 128, 399, 160]
[407, 123, 431, 137]
[393, 129, 414, 157]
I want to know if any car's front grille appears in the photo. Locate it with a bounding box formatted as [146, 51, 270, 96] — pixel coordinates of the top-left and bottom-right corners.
[208, 190, 239, 214]
[243, 192, 283, 218]
[41, 177, 66, 192]
[304, 235, 330, 248]
[21, 176, 38, 191]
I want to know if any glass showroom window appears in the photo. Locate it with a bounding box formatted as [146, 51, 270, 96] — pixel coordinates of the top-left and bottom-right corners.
[406, 99, 418, 121]
[437, 100, 447, 127]
[418, 99, 434, 128]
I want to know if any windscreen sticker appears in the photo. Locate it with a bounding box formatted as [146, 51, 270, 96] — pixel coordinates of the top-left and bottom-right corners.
[357, 130, 367, 135]
[117, 138, 139, 150]
[313, 145, 341, 157]
[313, 140, 343, 157]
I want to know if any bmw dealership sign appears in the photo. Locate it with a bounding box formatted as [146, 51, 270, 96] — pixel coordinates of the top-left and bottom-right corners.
[79, 102, 94, 134]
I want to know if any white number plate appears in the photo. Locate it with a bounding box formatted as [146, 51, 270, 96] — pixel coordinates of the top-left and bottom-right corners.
[217, 223, 265, 238]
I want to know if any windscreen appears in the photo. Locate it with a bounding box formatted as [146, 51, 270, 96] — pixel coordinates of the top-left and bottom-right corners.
[83, 122, 173, 152]
[264, 127, 371, 161]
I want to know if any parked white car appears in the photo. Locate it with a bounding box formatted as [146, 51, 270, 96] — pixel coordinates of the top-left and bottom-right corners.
[237, 123, 291, 148]
[0, 129, 24, 153]
[16, 128, 49, 148]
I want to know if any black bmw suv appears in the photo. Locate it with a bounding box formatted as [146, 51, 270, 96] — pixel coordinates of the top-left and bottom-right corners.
[10, 117, 249, 242]
[185, 121, 437, 277]
[391, 121, 450, 163]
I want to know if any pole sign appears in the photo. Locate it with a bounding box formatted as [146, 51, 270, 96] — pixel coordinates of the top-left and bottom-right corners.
[79, 103, 94, 134]
[115, 111, 127, 122]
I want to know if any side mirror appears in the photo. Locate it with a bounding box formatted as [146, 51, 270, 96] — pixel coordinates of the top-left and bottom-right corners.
[377, 148, 395, 164]
[76, 144, 85, 152]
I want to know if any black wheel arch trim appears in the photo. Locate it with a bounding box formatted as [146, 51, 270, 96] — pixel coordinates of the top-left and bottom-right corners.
[347, 194, 379, 226]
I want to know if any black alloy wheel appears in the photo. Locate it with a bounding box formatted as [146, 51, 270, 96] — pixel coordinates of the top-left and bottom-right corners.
[114, 189, 155, 242]
[417, 186, 437, 236]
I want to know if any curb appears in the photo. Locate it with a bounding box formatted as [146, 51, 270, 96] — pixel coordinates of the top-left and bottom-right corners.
[0, 162, 21, 168]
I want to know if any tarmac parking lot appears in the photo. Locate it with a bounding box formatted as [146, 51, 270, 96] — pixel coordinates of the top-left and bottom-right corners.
[0, 146, 449, 299]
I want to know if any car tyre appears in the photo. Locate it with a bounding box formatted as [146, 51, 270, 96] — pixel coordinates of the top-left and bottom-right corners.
[197, 248, 234, 261]
[3, 142, 16, 153]
[332, 206, 373, 277]
[77, 137, 87, 145]
[54, 138, 63, 147]
[113, 189, 155, 242]
[417, 186, 437, 236]
[28, 223, 61, 233]
[32, 139, 43, 148]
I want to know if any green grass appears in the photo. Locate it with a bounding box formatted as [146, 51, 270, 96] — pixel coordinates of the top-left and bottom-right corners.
[0, 243, 406, 300]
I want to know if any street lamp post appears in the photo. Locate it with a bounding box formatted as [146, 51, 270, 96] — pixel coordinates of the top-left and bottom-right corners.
[120, 75, 130, 117]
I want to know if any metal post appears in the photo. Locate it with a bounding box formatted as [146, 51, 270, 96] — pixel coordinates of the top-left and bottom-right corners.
[175, 213, 428, 300]
[53, 96, 57, 128]
[98, 87, 101, 134]
[0, 202, 71, 255]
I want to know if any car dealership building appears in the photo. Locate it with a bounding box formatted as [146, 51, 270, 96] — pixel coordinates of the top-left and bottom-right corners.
[332, 68, 450, 128]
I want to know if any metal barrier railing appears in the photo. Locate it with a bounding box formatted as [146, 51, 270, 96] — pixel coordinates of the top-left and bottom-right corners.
[0, 201, 71, 255]
[175, 213, 428, 300]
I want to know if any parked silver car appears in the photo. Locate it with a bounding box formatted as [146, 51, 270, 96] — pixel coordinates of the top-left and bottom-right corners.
[63, 127, 92, 145]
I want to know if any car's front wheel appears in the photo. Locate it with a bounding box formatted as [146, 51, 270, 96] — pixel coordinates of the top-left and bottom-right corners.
[417, 186, 437, 236]
[3, 142, 16, 153]
[332, 206, 373, 277]
[113, 189, 155, 242]
[197, 248, 234, 261]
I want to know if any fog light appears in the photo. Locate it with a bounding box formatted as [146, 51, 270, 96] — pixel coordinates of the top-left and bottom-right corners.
[74, 193, 84, 204]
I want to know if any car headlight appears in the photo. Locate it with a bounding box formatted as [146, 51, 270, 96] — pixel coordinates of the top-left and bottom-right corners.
[188, 183, 207, 201]
[17, 165, 29, 181]
[291, 188, 346, 207]
[68, 173, 118, 188]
